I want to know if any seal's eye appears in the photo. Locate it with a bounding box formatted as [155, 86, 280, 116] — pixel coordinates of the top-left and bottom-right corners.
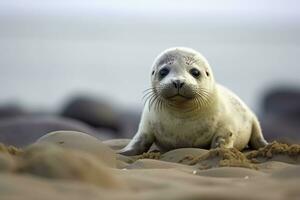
[190, 68, 201, 78]
[159, 67, 169, 78]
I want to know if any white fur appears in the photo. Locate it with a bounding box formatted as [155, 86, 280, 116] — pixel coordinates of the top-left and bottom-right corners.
[119, 48, 267, 156]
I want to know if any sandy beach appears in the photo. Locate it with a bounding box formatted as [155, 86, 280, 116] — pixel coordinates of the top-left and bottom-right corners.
[0, 131, 299, 200]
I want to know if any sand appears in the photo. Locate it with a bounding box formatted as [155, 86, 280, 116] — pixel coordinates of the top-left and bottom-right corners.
[0, 131, 300, 200]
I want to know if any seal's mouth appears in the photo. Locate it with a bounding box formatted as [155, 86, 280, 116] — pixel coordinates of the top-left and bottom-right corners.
[166, 93, 193, 101]
[167, 93, 190, 99]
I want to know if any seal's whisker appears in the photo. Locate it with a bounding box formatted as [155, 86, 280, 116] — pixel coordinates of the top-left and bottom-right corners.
[197, 96, 204, 108]
[146, 93, 156, 109]
[195, 96, 201, 110]
[156, 98, 161, 112]
[160, 99, 165, 112]
[195, 92, 208, 108]
[148, 95, 155, 111]
[196, 88, 211, 106]
[157, 97, 163, 112]
[190, 99, 196, 110]
[142, 87, 156, 93]
[143, 94, 155, 107]
[158, 96, 164, 112]
[142, 86, 164, 95]
[199, 93, 209, 106]
[198, 89, 210, 97]
[143, 83, 212, 112]
[150, 94, 159, 111]
[142, 91, 154, 100]
[146, 93, 155, 100]
[154, 96, 159, 111]
[142, 90, 153, 96]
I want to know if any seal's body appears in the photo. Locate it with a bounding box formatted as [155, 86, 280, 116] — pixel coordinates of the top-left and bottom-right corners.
[119, 47, 267, 156]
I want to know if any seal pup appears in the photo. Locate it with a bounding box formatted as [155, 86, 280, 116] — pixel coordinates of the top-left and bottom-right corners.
[119, 47, 268, 156]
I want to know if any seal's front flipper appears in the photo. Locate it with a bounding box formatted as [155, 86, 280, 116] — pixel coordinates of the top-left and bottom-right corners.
[118, 146, 141, 156]
[118, 132, 154, 156]
[211, 131, 234, 149]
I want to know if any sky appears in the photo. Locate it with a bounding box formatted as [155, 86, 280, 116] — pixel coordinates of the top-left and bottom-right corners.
[0, 0, 299, 112]
[1, 0, 299, 22]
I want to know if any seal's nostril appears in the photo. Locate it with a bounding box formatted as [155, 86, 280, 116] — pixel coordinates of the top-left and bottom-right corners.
[179, 82, 185, 88]
[172, 81, 178, 88]
[172, 80, 184, 89]
[173, 82, 177, 88]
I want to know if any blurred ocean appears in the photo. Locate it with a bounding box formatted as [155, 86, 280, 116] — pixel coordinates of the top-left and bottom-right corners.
[0, 0, 299, 112]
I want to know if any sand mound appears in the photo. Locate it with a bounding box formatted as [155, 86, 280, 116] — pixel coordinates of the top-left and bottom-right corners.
[0, 153, 16, 171]
[36, 131, 116, 167]
[1, 138, 300, 200]
[0, 143, 125, 188]
[136, 152, 161, 160]
[246, 141, 300, 164]
[178, 148, 257, 169]
[157, 142, 300, 170]
[103, 139, 131, 150]
[0, 143, 22, 171]
[0, 143, 22, 155]
[18, 144, 124, 188]
[160, 148, 208, 164]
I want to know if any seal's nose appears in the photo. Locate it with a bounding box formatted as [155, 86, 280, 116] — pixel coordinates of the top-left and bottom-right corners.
[172, 80, 185, 89]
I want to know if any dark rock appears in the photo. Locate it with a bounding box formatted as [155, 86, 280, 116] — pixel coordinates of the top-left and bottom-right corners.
[61, 96, 121, 134]
[261, 87, 300, 120]
[260, 87, 300, 143]
[0, 104, 28, 119]
[261, 116, 300, 144]
[0, 116, 110, 147]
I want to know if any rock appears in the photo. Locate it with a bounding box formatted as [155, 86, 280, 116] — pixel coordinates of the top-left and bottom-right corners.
[0, 104, 27, 119]
[61, 95, 121, 133]
[260, 116, 300, 143]
[260, 87, 300, 143]
[262, 87, 300, 119]
[0, 116, 104, 147]
[36, 131, 116, 167]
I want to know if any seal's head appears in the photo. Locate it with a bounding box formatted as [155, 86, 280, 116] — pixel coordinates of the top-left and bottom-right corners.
[147, 47, 216, 111]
